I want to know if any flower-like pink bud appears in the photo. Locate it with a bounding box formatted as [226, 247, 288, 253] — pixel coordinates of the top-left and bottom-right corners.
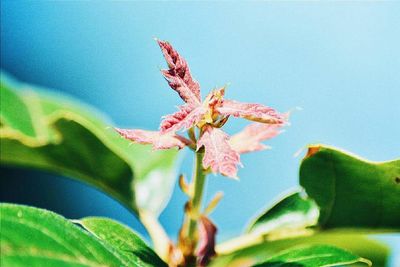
[116, 39, 288, 178]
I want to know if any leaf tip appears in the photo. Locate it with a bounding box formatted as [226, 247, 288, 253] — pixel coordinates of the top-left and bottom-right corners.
[305, 145, 321, 159]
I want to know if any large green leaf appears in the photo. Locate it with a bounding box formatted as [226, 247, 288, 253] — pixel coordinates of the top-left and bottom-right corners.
[252, 245, 369, 267]
[0, 72, 180, 217]
[248, 146, 400, 235]
[300, 145, 400, 229]
[218, 145, 398, 266]
[1, 115, 136, 210]
[78, 217, 167, 267]
[211, 233, 388, 267]
[0, 203, 165, 267]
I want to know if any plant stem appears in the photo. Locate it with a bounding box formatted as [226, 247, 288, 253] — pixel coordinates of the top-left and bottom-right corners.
[187, 150, 207, 240]
[178, 150, 207, 266]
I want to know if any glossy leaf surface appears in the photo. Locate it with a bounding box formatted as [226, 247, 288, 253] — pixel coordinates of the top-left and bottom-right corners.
[1, 204, 166, 267]
[253, 245, 369, 267]
[247, 190, 319, 235]
[1, 204, 125, 267]
[211, 233, 387, 267]
[300, 145, 400, 229]
[249, 146, 400, 235]
[79, 217, 167, 267]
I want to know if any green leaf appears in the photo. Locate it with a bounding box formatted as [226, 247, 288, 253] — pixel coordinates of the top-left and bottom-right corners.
[248, 146, 400, 237]
[211, 233, 387, 267]
[247, 189, 319, 235]
[1, 203, 125, 267]
[1, 101, 137, 212]
[1, 203, 166, 267]
[252, 245, 369, 267]
[217, 145, 398, 266]
[300, 145, 400, 229]
[78, 217, 167, 267]
[0, 72, 180, 217]
[0, 79, 36, 137]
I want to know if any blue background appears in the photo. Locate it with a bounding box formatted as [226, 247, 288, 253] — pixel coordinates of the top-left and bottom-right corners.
[1, 1, 399, 264]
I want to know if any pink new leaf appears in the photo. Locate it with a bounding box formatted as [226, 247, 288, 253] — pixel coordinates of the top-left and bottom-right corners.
[115, 128, 191, 150]
[197, 126, 241, 178]
[216, 100, 286, 124]
[157, 40, 201, 107]
[204, 87, 225, 110]
[229, 123, 283, 154]
[197, 216, 217, 267]
[159, 104, 207, 134]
